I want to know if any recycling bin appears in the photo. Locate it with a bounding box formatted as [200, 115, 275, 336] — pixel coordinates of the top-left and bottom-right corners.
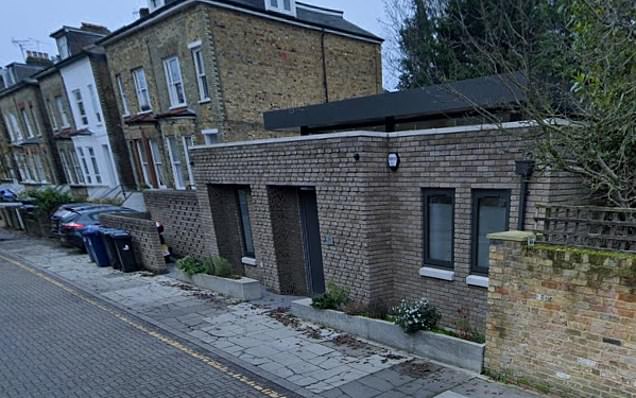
[112, 231, 139, 273]
[82, 225, 110, 267]
[100, 228, 122, 270]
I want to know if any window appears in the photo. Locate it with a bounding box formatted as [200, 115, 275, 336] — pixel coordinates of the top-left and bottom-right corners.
[69, 150, 85, 184]
[202, 129, 218, 145]
[33, 153, 46, 182]
[166, 137, 185, 190]
[134, 140, 152, 187]
[115, 74, 130, 115]
[3, 114, 16, 142]
[46, 99, 59, 130]
[423, 189, 454, 269]
[148, 0, 164, 11]
[57, 37, 69, 59]
[21, 109, 35, 138]
[55, 96, 71, 128]
[77, 147, 92, 184]
[472, 190, 510, 275]
[87, 84, 102, 124]
[182, 136, 195, 189]
[237, 189, 255, 258]
[59, 150, 72, 184]
[73, 89, 89, 126]
[29, 105, 40, 136]
[88, 147, 102, 185]
[9, 113, 22, 142]
[163, 57, 186, 107]
[132, 68, 152, 112]
[149, 139, 166, 188]
[191, 47, 209, 101]
[265, 0, 296, 15]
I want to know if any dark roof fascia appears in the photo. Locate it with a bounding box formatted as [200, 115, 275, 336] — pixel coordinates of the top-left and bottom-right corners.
[50, 26, 108, 39]
[264, 73, 528, 131]
[99, 0, 382, 47]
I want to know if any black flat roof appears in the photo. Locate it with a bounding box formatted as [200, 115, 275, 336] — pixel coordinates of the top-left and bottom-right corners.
[264, 73, 528, 131]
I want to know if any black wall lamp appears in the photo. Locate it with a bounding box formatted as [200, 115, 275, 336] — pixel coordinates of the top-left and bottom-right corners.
[515, 159, 536, 230]
[387, 152, 400, 171]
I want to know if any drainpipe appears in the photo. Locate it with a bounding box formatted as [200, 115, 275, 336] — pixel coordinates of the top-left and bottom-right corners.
[515, 160, 535, 231]
[321, 29, 329, 103]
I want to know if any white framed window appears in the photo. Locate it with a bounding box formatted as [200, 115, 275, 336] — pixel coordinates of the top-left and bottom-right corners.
[46, 99, 59, 131]
[21, 109, 35, 138]
[202, 129, 218, 145]
[134, 140, 152, 188]
[55, 96, 71, 128]
[69, 149, 84, 184]
[166, 137, 185, 190]
[182, 136, 195, 189]
[77, 147, 92, 184]
[191, 47, 209, 101]
[59, 150, 80, 185]
[163, 57, 186, 107]
[87, 84, 102, 124]
[73, 89, 89, 126]
[33, 153, 46, 183]
[87, 147, 102, 185]
[132, 68, 152, 112]
[29, 105, 41, 137]
[265, 0, 296, 16]
[115, 74, 130, 115]
[3, 114, 17, 142]
[148, 0, 164, 11]
[57, 37, 69, 59]
[149, 139, 166, 188]
[14, 153, 30, 182]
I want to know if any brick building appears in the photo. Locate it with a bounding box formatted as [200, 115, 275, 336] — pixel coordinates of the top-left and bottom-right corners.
[182, 74, 584, 330]
[102, 0, 383, 191]
[0, 56, 63, 187]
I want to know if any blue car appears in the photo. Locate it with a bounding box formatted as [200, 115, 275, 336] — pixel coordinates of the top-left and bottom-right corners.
[55, 205, 136, 250]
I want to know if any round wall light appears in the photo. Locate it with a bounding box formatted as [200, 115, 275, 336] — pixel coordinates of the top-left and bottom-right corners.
[387, 152, 400, 171]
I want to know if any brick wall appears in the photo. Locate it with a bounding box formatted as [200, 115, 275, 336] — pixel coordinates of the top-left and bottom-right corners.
[142, 190, 207, 259]
[190, 125, 583, 330]
[100, 212, 166, 273]
[486, 233, 636, 398]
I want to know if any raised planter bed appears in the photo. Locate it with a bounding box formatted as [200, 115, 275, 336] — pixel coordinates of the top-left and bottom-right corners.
[175, 269, 263, 301]
[291, 298, 484, 373]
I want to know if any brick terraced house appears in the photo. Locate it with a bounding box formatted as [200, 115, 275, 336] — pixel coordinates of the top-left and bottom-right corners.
[183, 74, 585, 331]
[102, 0, 383, 191]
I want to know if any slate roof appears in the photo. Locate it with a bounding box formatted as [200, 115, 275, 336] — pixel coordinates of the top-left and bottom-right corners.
[264, 73, 528, 131]
[101, 0, 382, 45]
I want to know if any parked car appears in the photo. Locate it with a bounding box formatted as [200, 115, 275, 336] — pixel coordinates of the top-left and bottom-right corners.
[57, 206, 137, 250]
[0, 189, 17, 202]
[50, 203, 114, 236]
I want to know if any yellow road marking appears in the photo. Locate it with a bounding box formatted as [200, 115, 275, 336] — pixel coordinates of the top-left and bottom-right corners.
[0, 254, 287, 398]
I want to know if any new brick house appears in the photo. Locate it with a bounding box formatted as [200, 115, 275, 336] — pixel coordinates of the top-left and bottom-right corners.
[180, 74, 584, 331]
[0, 56, 63, 187]
[102, 0, 383, 191]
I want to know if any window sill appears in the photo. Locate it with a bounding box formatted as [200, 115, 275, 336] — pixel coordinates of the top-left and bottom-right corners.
[241, 257, 257, 267]
[169, 104, 188, 110]
[466, 275, 489, 288]
[198, 98, 211, 104]
[137, 110, 153, 115]
[419, 266, 454, 281]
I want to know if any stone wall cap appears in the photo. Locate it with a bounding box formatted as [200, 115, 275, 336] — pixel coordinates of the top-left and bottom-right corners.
[488, 230, 536, 242]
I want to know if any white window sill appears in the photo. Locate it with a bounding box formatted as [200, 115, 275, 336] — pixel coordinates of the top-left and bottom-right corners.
[137, 110, 153, 115]
[241, 257, 257, 267]
[419, 266, 455, 281]
[466, 275, 489, 288]
[169, 104, 188, 110]
[198, 98, 211, 104]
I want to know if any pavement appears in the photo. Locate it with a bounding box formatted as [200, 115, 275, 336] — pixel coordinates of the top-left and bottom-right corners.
[0, 228, 542, 398]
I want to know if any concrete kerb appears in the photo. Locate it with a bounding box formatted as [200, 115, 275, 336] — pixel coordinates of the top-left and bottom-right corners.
[291, 298, 485, 373]
[0, 250, 320, 398]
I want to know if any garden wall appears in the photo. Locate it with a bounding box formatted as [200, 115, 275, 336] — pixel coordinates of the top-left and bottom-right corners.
[143, 190, 207, 258]
[100, 212, 166, 273]
[486, 231, 636, 398]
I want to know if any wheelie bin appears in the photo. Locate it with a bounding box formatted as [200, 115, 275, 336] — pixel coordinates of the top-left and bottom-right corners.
[100, 228, 122, 270]
[82, 225, 110, 267]
[112, 231, 139, 273]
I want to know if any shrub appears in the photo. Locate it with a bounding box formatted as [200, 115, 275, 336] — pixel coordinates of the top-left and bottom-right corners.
[343, 298, 391, 320]
[176, 256, 207, 276]
[21, 188, 75, 217]
[312, 282, 349, 310]
[392, 298, 441, 334]
[201, 257, 216, 275]
[211, 256, 233, 278]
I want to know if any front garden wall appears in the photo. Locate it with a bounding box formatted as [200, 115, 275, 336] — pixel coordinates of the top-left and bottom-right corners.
[486, 233, 636, 398]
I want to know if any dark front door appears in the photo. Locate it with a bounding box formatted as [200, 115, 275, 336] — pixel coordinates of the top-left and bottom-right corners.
[299, 188, 326, 296]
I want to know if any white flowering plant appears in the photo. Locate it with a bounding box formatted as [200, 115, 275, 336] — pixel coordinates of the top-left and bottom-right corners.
[392, 298, 441, 334]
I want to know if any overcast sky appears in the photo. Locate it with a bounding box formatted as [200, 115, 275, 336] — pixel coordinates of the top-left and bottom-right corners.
[0, 0, 398, 88]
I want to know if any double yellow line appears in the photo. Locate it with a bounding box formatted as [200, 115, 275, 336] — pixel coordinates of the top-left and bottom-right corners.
[0, 254, 287, 398]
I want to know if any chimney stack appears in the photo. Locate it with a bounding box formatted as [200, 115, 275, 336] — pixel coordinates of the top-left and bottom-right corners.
[25, 51, 53, 67]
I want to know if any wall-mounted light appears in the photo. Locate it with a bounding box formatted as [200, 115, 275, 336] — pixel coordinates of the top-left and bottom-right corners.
[387, 152, 400, 171]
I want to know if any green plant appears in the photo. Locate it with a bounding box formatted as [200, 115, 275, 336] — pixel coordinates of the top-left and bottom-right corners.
[392, 298, 441, 334]
[343, 298, 391, 321]
[21, 188, 76, 217]
[312, 282, 349, 310]
[176, 256, 207, 276]
[456, 308, 486, 344]
[211, 256, 233, 278]
[201, 257, 216, 275]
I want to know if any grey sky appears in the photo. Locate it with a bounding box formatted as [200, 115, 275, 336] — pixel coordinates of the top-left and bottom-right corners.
[0, 0, 398, 88]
